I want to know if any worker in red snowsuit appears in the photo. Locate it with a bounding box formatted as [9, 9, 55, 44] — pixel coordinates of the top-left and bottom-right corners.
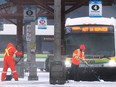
[71, 44, 88, 81]
[1, 43, 23, 81]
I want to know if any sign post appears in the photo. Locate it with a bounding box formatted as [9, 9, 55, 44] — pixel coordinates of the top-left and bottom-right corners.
[26, 22, 38, 81]
[24, 6, 38, 80]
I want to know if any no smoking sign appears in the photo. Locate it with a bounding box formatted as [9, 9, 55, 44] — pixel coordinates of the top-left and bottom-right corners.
[38, 16, 47, 29]
[39, 20, 45, 24]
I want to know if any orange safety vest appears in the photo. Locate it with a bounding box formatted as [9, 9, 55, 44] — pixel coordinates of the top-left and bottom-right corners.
[4, 47, 12, 56]
[4, 45, 18, 57]
[71, 49, 85, 65]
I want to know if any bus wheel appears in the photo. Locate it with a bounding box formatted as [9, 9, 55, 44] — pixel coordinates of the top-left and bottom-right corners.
[45, 55, 54, 72]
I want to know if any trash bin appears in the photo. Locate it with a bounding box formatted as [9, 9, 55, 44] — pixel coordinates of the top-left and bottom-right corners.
[49, 61, 66, 84]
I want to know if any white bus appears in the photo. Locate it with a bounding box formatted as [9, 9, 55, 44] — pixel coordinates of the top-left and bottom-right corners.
[64, 17, 116, 81]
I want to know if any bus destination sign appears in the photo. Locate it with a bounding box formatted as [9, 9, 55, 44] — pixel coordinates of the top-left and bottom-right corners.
[70, 26, 114, 33]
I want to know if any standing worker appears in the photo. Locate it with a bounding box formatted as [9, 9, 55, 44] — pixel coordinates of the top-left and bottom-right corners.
[1, 42, 23, 81]
[71, 44, 88, 81]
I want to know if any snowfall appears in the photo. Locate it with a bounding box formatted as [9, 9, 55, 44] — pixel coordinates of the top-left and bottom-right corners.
[0, 69, 116, 87]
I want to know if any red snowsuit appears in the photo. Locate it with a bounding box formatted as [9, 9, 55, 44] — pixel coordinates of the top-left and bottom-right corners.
[71, 49, 85, 65]
[1, 43, 23, 81]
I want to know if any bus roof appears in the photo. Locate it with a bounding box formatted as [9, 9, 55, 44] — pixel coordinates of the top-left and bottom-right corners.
[65, 17, 116, 26]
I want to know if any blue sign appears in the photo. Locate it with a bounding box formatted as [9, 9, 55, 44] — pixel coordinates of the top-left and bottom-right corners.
[66, 27, 71, 34]
[38, 16, 47, 29]
[89, 0, 102, 17]
[24, 6, 36, 21]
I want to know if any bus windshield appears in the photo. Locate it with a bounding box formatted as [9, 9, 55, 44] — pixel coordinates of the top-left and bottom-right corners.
[65, 26, 115, 58]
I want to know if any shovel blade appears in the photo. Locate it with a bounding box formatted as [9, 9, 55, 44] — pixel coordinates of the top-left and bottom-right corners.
[5, 75, 12, 81]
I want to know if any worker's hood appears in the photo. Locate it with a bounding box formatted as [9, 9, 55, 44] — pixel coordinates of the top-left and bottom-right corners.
[7, 43, 15, 48]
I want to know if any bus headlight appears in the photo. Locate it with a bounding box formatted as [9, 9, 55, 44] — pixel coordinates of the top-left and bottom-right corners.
[64, 58, 71, 67]
[108, 59, 116, 67]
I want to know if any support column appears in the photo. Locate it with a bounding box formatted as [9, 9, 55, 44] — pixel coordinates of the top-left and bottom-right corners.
[16, 5, 24, 78]
[49, 0, 66, 84]
[61, 0, 65, 55]
[26, 22, 38, 80]
[54, 0, 61, 61]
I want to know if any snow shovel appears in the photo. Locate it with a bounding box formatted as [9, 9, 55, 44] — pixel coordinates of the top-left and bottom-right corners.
[5, 57, 22, 81]
[80, 59, 101, 81]
[5, 74, 12, 81]
[84, 63, 101, 81]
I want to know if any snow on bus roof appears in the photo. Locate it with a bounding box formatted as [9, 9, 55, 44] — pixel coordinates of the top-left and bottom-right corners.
[65, 17, 115, 26]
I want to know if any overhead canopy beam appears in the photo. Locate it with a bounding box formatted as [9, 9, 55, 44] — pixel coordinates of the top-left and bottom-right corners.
[0, 0, 114, 23]
[8, 0, 54, 14]
[0, 13, 53, 18]
[65, 0, 113, 14]
[0, 2, 13, 10]
[65, 0, 88, 14]
[33, 0, 54, 14]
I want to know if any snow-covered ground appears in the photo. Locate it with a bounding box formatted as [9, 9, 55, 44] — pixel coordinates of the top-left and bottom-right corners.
[0, 69, 116, 87]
